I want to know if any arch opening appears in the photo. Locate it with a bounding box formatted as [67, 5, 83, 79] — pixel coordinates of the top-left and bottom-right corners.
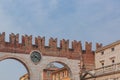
[43, 61, 72, 80]
[0, 58, 30, 80]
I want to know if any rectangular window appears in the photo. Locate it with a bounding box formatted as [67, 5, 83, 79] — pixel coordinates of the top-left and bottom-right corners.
[100, 60, 104, 67]
[111, 47, 115, 51]
[101, 62, 104, 67]
[101, 51, 104, 55]
[110, 57, 115, 64]
[112, 60, 115, 64]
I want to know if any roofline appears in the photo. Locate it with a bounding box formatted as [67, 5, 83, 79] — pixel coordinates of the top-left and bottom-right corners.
[96, 40, 120, 53]
[52, 67, 67, 74]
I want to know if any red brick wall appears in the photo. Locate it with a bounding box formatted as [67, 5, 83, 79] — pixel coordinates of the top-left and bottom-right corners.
[0, 32, 95, 64]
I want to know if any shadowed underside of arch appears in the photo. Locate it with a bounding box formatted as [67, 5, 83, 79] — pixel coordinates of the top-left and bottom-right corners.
[45, 61, 73, 79]
[80, 71, 95, 80]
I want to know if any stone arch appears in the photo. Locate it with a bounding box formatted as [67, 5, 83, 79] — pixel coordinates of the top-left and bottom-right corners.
[41, 57, 74, 80]
[0, 54, 31, 80]
[46, 61, 72, 77]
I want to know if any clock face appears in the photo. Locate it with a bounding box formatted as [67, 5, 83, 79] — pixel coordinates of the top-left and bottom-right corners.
[30, 51, 41, 64]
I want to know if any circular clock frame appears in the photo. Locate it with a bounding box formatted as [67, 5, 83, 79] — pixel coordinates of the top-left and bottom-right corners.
[30, 51, 41, 64]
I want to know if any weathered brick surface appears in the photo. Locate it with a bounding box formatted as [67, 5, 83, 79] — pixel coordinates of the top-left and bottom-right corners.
[0, 32, 96, 80]
[0, 32, 95, 61]
[83, 42, 95, 70]
[96, 43, 102, 49]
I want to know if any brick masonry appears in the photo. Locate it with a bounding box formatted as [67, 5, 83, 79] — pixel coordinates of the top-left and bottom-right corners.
[0, 32, 95, 80]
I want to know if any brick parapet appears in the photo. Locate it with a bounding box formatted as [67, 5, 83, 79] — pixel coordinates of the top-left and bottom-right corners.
[0, 32, 95, 60]
[96, 43, 102, 50]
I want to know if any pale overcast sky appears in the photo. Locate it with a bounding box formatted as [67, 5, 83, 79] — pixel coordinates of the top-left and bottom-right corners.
[0, 0, 120, 80]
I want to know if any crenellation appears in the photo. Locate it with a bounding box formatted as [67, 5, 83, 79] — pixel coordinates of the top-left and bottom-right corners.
[0, 32, 5, 45]
[72, 40, 82, 53]
[58, 39, 69, 57]
[0, 32, 95, 59]
[35, 36, 45, 51]
[60, 39, 69, 52]
[9, 33, 19, 47]
[0, 32, 5, 52]
[22, 35, 32, 47]
[22, 35, 32, 53]
[83, 42, 95, 70]
[85, 42, 92, 54]
[49, 38, 57, 51]
[0, 32, 96, 80]
[96, 43, 102, 49]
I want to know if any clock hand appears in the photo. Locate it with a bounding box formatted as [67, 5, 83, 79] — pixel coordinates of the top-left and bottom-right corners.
[34, 55, 40, 60]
